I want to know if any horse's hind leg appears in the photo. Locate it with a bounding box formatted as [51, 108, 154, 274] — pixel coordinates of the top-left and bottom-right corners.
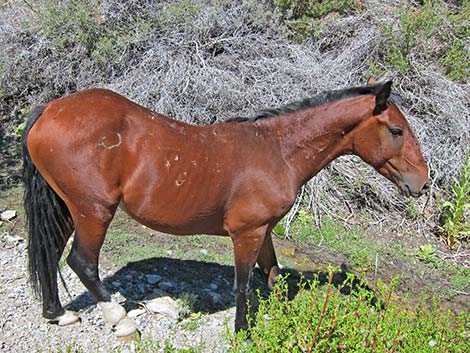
[66, 206, 137, 337]
[44, 227, 80, 326]
[256, 232, 280, 289]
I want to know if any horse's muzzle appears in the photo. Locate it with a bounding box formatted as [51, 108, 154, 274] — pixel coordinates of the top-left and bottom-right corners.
[403, 181, 430, 198]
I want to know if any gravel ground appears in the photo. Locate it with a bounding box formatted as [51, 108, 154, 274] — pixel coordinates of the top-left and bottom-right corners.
[0, 234, 236, 353]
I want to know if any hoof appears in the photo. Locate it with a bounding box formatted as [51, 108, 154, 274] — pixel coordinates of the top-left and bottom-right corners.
[114, 316, 138, 337]
[117, 329, 141, 342]
[49, 310, 81, 326]
[98, 301, 127, 326]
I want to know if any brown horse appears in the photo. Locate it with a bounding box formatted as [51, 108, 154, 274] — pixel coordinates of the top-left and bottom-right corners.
[23, 80, 429, 336]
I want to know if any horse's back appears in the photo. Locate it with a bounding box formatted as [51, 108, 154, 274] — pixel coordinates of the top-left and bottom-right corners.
[26, 89, 161, 210]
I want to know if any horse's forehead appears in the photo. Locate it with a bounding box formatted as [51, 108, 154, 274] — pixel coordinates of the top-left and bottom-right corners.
[386, 104, 410, 126]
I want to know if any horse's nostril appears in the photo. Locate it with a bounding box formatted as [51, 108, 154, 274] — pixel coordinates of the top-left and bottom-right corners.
[422, 182, 430, 193]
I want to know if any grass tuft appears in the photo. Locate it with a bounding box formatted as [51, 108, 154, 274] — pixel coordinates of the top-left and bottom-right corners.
[439, 149, 470, 248]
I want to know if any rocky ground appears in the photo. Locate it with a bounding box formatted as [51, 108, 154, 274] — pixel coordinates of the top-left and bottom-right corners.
[0, 232, 238, 352]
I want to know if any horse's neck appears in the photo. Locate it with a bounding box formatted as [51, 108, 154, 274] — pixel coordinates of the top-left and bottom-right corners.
[268, 96, 374, 186]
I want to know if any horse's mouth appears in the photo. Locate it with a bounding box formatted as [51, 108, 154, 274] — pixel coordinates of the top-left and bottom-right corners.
[383, 161, 427, 198]
[401, 184, 422, 198]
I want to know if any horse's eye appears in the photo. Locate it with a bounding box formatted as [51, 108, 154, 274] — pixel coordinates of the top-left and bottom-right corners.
[389, 128, 403, 137]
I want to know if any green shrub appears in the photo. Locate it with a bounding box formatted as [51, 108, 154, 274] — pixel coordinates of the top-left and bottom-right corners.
[229, 274, 470, 352]
[39, 0, 101, 53]
[382, 0, 470, 81]
[273, 0, 362, 41]
[441, 40, 470, 81]
[440, 150, 470, 248]
[38, 0, 148, 66]
[158, 0, 202, 34]
[382, 0, 443, 74]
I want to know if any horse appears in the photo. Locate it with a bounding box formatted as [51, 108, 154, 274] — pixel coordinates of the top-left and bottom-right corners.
[22, 80, 429, 337]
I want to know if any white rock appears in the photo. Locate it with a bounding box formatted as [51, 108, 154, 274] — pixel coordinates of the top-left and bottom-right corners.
[114, 316, 138, 337]
[143, 296, 180, 320]
[3, 234, 24, 243]
[1, 210, 16, 221]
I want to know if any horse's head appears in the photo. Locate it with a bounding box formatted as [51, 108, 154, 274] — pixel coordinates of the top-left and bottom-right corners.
[352, 81, 429, 197]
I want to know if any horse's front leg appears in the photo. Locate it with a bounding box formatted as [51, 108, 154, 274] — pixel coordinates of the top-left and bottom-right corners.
[229, 225, 269, 332]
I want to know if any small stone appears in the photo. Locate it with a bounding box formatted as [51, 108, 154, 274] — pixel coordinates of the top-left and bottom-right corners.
[280, 247, 296, 257]
[1, 210, 16, 221]
[152, 288, 169, 297]
[3, 234, 24, 243]
[137, 283, 146, 293]
[200, 249, 208, 255]
[127, 308, 146, 319]
[209, 283, 218, 290]
[145, 274, 161, 285]
[158, 281, 174, 292]
[208, 292, 222, 305]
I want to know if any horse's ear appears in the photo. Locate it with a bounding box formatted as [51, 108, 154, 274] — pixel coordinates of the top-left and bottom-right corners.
[367, 76, 377, 85]
[373, 80, 392, 115]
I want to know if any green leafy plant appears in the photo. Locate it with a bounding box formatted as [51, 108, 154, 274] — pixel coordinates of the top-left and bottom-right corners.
[406, 199, 420, 220]
[14, 122, 26, 137]
[13, 108, 30, 137]
[417, 244, 438, 266]
[440, 150, 470, 248]
[229, 273, 469, 352]
[382, 0, 444, 74]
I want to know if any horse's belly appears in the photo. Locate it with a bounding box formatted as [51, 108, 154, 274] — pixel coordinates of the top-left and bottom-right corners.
[119, 200, 227, 236]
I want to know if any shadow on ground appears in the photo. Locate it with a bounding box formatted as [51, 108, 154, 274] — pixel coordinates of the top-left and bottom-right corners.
[65, 257, 375, 315]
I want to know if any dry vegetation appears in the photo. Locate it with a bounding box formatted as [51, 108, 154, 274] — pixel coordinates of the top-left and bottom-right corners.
[0, 2, 469, 351]
[0, 0, 469, 240]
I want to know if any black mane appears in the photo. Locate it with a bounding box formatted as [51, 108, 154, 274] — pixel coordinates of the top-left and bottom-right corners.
[227, 83, 392, 123]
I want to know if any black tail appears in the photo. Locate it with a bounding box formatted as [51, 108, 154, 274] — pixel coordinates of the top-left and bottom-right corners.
[22, 106, 74, 300]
